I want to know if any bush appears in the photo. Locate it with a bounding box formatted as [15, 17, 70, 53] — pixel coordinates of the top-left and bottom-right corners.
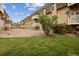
[53, 25, 74, 34]
[65, 26, 75, 33]
[53, 25, 64, 34]
[38, 15, 57, 35]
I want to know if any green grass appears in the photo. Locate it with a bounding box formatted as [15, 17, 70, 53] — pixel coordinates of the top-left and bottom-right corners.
[0, 35, 79, 56]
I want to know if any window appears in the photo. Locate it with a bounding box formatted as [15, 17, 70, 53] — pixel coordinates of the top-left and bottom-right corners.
[71, 12, 74, 15]
[69, 11, 79, 24]
[76, 11, 79, 14]
[75, 11, 79, 22]
[34, 19, 38, 23]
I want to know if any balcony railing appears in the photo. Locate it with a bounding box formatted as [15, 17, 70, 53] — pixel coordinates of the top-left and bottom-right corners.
[32, 22, 40, 27]
[68, 14, 79, 25]
[0, 7, 4, 14]
[67, 3, 76, 6]
[32, 15, 38, 19]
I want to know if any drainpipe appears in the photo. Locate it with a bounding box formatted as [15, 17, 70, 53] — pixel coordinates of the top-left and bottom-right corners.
[43, 9, 46, 15]
[54, 3, 57, 15]
[66, 7, 70, 25]
[51, 4, 53, 16]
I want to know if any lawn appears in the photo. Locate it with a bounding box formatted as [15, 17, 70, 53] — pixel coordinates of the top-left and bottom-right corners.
[0, 35, 79, 56]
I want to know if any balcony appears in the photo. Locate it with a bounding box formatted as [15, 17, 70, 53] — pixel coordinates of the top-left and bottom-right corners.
[68, 12, 79, 25]
[32, 15, 38, 20]
[0, 7, 4, 14]
[68, 3, 76, 6]
[31, 22, 40, 30]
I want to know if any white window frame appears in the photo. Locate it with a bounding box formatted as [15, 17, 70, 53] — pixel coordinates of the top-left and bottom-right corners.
[68, 11, 79, 25]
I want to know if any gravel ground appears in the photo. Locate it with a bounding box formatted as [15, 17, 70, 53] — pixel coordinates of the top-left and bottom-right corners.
[0, 29, 44, 37]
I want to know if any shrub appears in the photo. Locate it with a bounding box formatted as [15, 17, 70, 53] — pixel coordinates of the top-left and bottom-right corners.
[38, 15, 57, 35]
[53, 25, 64, 34]
[53, 25, 74, 34]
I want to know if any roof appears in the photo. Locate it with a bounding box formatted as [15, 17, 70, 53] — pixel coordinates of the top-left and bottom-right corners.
[56, 3, 67, 10]
[20, 3, 54, 22]
[0, 6, 4, 14]
[20, 3, 68, 23]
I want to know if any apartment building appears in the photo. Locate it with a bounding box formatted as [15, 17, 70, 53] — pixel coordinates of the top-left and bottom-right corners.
[68, 4, 79, 24]
[4, 10, 12, 30]
[0, 6, 5, 30]
[32, 3, 79, 30]
[20, 4, 53, 30]
[0, 5, 13, 31]
[20, 15, 32, 29]
[10, 22, 16, 29]
[20, 3, 79, 31]
[67, 3, 79, 31]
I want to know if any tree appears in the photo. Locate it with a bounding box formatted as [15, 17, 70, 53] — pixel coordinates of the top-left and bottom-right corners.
[38, 15, 57, 35]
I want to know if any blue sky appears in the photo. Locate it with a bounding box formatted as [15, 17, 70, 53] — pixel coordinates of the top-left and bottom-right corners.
[2, 3, 45, 23]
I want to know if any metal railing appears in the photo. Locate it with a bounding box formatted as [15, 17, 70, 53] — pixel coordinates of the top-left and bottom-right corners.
[68, 14, 79, 24]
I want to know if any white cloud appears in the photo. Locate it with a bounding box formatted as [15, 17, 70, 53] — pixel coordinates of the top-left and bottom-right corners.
[24, 3, 45, 11]
[26, 14, 30, 17]
[28, 7, 36, 11]
[24, 3, 31, 8]
[25, 3, 30, 7]
[33, 3, 45, 6]
[14, 12, 18, 15]
[25, 3, 44, 7]
[2, 5, 6, 9]
[12, 5, 16, 9]
[24, 3, 45, 8]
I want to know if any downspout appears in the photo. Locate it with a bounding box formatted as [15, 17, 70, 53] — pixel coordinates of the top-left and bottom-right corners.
[43, 9, 46, 15]
[54, 3, 57, 16]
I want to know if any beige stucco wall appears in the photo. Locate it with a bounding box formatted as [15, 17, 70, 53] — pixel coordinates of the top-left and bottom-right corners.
[57, 7, 68, 25]
[47, 13, 52, 18]
[21, 19, 32, 29]
[0, 19, 4, 28]
[46, 6, 69, 25]
[25, 21, 32, 29]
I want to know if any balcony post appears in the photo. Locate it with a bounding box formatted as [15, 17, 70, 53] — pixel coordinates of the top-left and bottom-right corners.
[54, 3, 57, 15]
[43, 9, 46, 15]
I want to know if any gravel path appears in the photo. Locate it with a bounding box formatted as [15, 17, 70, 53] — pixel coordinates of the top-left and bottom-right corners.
[0, 29, 44, 37]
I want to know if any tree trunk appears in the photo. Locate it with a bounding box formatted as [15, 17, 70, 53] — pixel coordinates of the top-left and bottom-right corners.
[44, 30, 50, 36]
